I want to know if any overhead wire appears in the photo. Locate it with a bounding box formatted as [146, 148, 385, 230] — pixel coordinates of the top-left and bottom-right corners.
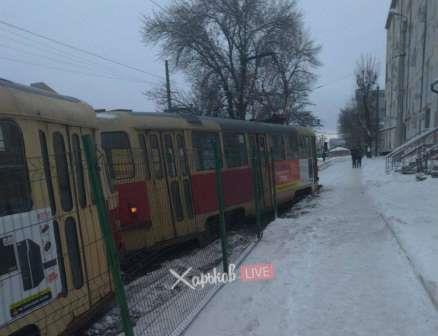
[0, 55, 162, 85]
[0, 28, 128, 74]
[0, 19, 165, 81]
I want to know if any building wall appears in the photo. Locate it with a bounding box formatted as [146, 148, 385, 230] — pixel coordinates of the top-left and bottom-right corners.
[385, 0, 438, 150]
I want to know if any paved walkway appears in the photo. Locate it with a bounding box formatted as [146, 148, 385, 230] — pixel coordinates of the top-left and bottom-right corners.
[184, 160, 438, 336]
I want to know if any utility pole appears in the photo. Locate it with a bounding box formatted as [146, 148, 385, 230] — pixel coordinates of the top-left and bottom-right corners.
[165, 60, 172, 112]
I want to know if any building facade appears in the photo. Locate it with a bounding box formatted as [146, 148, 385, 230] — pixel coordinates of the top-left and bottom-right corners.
[385, 0, 438, 150]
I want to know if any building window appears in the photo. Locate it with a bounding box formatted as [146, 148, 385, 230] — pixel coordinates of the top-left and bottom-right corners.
[72, 134, 87, 208]
[223, 133, 248, 168]
[272, 135, 285, 161]
[164, 134, 177, 177]
[192, 132, 218, 171]
[53, 132, 73, 212]
[425, 108, 431, 129]
[65, 217, 84, 289]
[149, 134, 163, 179]
[39, 131, 56, 214]
[101, 132, 135, 180]
[0, 120, 32, 216]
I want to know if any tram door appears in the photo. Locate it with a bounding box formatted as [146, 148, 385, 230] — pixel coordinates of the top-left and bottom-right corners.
[161, 131, 194, 237]
[46, 123, 91, 315]
[249, 134, 273, 210]
[146, 131, 176, 241]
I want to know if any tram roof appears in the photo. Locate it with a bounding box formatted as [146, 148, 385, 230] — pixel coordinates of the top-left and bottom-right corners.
[0, 78, 96, 126]
[97, 110, 314, 136]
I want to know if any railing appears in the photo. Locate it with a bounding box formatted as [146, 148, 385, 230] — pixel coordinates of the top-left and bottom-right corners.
[385, 127, 438, 173]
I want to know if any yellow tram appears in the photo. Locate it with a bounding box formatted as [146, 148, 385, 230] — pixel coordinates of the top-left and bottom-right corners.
[97, 110, 318, 254]
[0, 79, 113, 336]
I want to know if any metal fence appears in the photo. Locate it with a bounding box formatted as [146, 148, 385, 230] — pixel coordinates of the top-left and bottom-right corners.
[84, 136, 270, 336]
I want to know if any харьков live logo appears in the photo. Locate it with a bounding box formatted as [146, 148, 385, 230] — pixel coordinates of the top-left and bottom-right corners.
[170, 263, 275, 290]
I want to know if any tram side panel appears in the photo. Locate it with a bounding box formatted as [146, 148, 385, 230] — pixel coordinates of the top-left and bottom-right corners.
[0, 118, 112, 336]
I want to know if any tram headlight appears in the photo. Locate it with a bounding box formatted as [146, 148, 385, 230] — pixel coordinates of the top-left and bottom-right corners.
[129, 205, 138, 216]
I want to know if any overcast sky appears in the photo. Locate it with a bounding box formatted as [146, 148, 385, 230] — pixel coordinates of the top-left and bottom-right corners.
[1, 0, 390, 134]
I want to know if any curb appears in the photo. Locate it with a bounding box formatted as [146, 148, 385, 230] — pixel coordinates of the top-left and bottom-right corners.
[379, 213, 438, 311]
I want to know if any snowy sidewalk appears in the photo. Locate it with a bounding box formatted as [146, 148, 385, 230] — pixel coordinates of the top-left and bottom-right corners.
[184, 160, 438, 336]
[362, 158, 438, 309]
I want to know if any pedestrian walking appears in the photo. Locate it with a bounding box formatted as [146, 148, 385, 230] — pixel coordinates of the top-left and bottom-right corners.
[357, 148, 363, 168]
[351, 148, 357, 168]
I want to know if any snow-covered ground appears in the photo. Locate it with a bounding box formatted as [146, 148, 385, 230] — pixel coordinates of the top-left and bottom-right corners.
[87, 233, 254, 336]
[362, 158, 438, 307]
[184, 159, 438, 336]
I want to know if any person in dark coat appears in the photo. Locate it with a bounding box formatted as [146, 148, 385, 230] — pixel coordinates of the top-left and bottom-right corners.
[357, 148, 363, 168]
[351, 148, 357, 168]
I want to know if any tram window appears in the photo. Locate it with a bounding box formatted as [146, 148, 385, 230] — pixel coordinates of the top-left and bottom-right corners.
[53, 132, 73, 212]
[0, 127, 5, 151]
[183, 179, 194, 219]
[39, 131, 56, 214]
[272, 135, 286, 161]
[223, 133, 248, 168]
[176, 134, 189, 176]
[72, 134, 87, 208]
[53, 220, 67, 295]
[65, 217, 84, 289]
[138, 134, 151, 179]
[149, 134, 163, 179]
[171, 181, 184, 222]
[287, 134, 298, 159]
[192, 132, 218, 171]
[101, 132, 135, 180]
[0, 120, 32, 216]
[164, 134, 177, 177]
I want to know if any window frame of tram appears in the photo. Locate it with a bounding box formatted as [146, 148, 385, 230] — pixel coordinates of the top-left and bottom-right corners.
[223, 132, 248, 168]
[287, 134, 298, 160]
[72, 134, 87, 208]
[192, 131, 219, 171]
[39, 131, 57, 214]
[65, 217, 84, 290]
[53, 132, 73, 212]
[176, 134, 194, 219]
[272, 135, 286, 161]
[138, 133, 151, 179]
[0, 119, 32, 217]
[163, 134, 177, 177]
[149, 134, 164, 179]
[101, 131, 135, 180]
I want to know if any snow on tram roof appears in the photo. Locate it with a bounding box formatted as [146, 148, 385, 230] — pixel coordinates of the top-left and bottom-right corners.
[0, 78, 96, 126]
[97, 109, 315, 136]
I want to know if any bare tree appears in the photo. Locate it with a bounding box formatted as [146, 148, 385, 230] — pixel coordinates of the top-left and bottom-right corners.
[355, 55, 380, 154]
[254, 24, 321, 126]
[143, 0, 320, 125]
[337, 99, 366, 149]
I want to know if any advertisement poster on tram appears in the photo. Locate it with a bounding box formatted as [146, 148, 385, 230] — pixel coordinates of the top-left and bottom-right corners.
[0, 208, 62, 327]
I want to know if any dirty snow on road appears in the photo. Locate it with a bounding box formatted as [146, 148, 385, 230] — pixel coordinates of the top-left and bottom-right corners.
[184, 159, 438, 336]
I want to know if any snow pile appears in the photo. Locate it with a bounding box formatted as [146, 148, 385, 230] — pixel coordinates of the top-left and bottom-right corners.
[87, 232, 254, 336]
[184, 160, 438, 336]
[362, 158, 438, 306]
